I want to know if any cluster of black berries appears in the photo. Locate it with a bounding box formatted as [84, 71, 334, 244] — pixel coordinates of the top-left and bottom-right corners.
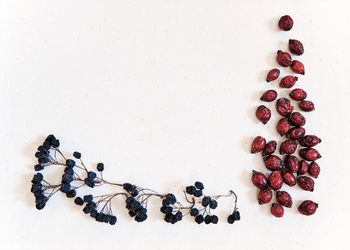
[31, 173, 47, 210]
[161, 194, 183, 224]
[33, 135, 59, 171]
[123, 183, 139, 197]
[125, 196, 148, 222]
[185, 181, 204, 197]
[227, 210, 240, 224]
[60, 159, 77, 197]
[84, 171, 97, 188]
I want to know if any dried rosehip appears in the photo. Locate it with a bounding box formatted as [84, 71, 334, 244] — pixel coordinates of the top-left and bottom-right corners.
[299, 135, 322, 147]
[260, 90, 278, 102]
[264, 155, 283, 171]
[276, 50, 292, 67]
[252, 170, 268, 189]
[281, 171, 297, 186]
[268, 171, 283, 191]
[308, 161, 320, 178]
[298, 200, 318, 216]
[276, 98, 294, 117]
[262, 141, 277, 156]
[289, 39, 304, 55]
[258, 189, 273, 205]
[290, 88, 307, 101]
[276, 118, 291, 136]
[279, 76, 298, 88]
[287, 127, 305, 140]
[276, 191, 292, 208]
[284, 155, 299, 173]
[256, 105, 271, 124]
[298, 160, 309, 176]
[297, 176, 314, 191]
[280, 140, 298, 155]
[278, 15, 293, 31]
[299, 148, 321, 161]
[291, 60, 305, 75]
[299, 100, 315, 112]
[271, 203, 284, 218]
[251, 136, 266, 154]
[266, 68, 280, 82]
[289, 112, 306, 126]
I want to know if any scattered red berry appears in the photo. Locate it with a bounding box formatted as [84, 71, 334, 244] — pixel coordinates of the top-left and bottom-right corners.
[287, 127, 305, 140]
[256, 105, 271, 124]
[252, 170, 268, 189]
[308, 162, 320, 178]
[258, 189, 273, 205]
[291, 60, 305, 75]
[281, 171, 297, 186]
[289, 112, 306, 126]
[278, 15, 294, 31]
[289, 39, 304, 55]
[271, 203, 284, 217]
[280, 140, 298, 155]
[266, 68, 280, 82]
[251, 136, 266, 154]
[264, 155, 283, 171]
[298, 160, 309, 176]
[260, 90, 278, 102]
[262, 141, 277, 156]
[299, 148, 321, 161]
[285, 155, 299, 173]
[289, 88, 307, 101]
[297, 176, 315, 191]
[276, 98, 294, 117]
[268, 171, 283, 191]
[299, 100, 315, 112]
[276, 191, 293, 208]
[298, 200, 318, 216]
[276, 118, 291, 136]
[299, 135, 322, 147]
[279, 75, 298, 88]
[276, 50, 292, 67]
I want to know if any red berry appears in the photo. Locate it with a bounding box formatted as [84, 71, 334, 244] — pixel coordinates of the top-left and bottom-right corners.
[256, 105, 271, 124]
[289, 39, 304, 55]
[276, 191, 293, 208]
[280, 139, 298, 155]
[276, 118, 291, 136]
[298, 160, 309, 176]
[308, 161, 320, 178]
[258, 189, 273, 205]
[268, 171, 283, 191]
[289, 112, 306, 126]
[276, 50, 292, 67]
[282, 171, 297, 186]
[276, 98, 294, 117]
[264, 155, 283, 171]
[252, 170, 268, 189]
[271, 203, 284, 218]
[287, 127, 305, 140]
[260, 90, 278, 102]
[297, 176, 315, 191]
[290, 88, 307, 101]
[262, 141, 277, 156]
[298, 200, 318, 216]
[299, 100, 315, 112]
[299, 135, 321, 147]
[279, 75, 298, 88]
[278, 15, 293, 31]
[299, 148, 321, 161]
[251, 136, 266, 154]
[266, 68, 280, 82]
[291, 60, 305, 75]
[285, 155, 299, 173]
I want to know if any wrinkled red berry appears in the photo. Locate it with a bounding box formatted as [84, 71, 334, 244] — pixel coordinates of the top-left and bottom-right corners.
[279, 75, 298, 88]
[262, 141, 277, 156]
[276, 191, 292, 208]
[285, 155, 299, 173]
[251, 136, 266, 154]
[299, 135, 321, 147]
[266, 68, 280, 82]
[289, 39, 304, 55]
[291, 60, 305, 75]
[252, 170, 268, 189]
[258, 189, 273, 205]
[278, 15, 293, 31]
[276, 98, 294, 117]
[298, 160, 309, 176]
[276, 118, 291, 136]
[256, 105, 271, 124]
[308, 161, 320, 178]
[299, 148, 321, 161]
[297, 176, 314, 191]
[260, 90, 278, 102]
[264, 155, 283, 171]
[280, 139, 298, 155]
[281, 170, 297, 186]
[290, 88, 307, 101]
[289, 112, 306, 126]
[299, 100, 315, 112]
[268, 171, 283, 191]
[298, 200, 318, 216]
[287, 127, 305, 140]
[271, 203, 284, 217]
[276, 50, 292, 67]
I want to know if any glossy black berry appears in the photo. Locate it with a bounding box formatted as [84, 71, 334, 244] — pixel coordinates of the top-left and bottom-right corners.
[66, 159, 75, 168]
[83, 195, 93, 203]
[190, 208, 199, 216]
[97, 163, 104, 171]
[34, 164, 44, 171]
[194, 181, 204, 190]
[202, 196, 211, 207]
[66, 189, 76, 198]
[211, 215, 218, 224]
[73, 151, 81, 159]
[74, 197, 84, 205]
[195, 215, 204, 224]
[233, 210, 240, 221]
[110, 215, 117, 225]
[204, 215, 211, 224]
[186, 186, 196, 195]
[194, 190, 203, 197]
[87, 171, 96, 179]
[209, 200, 218, 209]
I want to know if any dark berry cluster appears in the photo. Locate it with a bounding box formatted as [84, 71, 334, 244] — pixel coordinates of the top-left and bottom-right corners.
[161, 194, 183, 224]
[30, 173, 48, 210]
[125, 195, 148, 222]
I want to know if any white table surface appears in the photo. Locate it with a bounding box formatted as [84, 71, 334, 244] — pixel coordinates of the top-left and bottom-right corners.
[1, 1, 349, 249]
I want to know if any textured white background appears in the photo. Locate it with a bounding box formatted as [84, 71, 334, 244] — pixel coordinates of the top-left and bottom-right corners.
[1, 1, 350, 249]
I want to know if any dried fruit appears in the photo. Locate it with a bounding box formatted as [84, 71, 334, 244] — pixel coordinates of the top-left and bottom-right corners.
[268, 171, 283, 191]
[271, 203, 284, 217]
[251, 136, 266, 154]
[298, 160, 309, 176]
[264, 155, 283, 171]
[276, 118, 291, 136]
[299, 148, 321, 161]
[289, 39, 304, 55]
[258, 189, 273, 205]
[280, 140, 298, 155]
[299, 100, 315, 112]
[298, 200, 318, 216]
[260, 90, 278, 102]
[291, 60, 305, 75]
[266, 68, 280, 82]
[276, 191, 292, 207]
[276, 50, 292, 67]
[308, 162, 320, 178]
[252, 170, 268, 190]
[299, 135, 321, 147]
[297, 176, 314, 191]
[262, 141, 277, 156]
[278, 15, 294, 31]
[256, 105, 271, 124]
[290, 88, 307, 101]
[287, 127, 305, 140]
[284, 155, 299, 173]
[276, 98, 294, 117]
[279, 75, 298, 88]
[281, 171, 297, 186]
[289, 112, 306, 126]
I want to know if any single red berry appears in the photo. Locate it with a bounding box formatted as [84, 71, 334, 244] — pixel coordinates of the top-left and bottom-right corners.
[289, 39, 304, 55]
[298, 160, 309, 176]
[298, 200, 318, 216]
[262, 141, 277, 156]
[280, 139, 298, 155]
[260, 90, 278, 102]
[258, 189, 273, 205]
[268, 171, 283, 191]
[299, 148, 321, 161]
[276, 98, 294, 117]
[284, 155, 299, 173]
[276, 191, 293, 208]
[281, 170, 297, 186]
[278, 15, 294, 31]
[287, 127, 305, 140]
[290, 88, 307, 101]
[289, 112, 306, 126]
[291, 60, 305, 75]
[276, 118, 291, 136]
[266, 68, 280, 82]
[264, 155, 283, 171]
[252, 170, 268, 189]
[271, 203, 284, 218]
[299, 100, 315, 112]
[299, 135, 322, 147]
[251, 136, 266, 154]
[279, 75, 298, 88]
[297, 176, 315, 191]
[308, 162, 320, 178]
[256, 105, 271, 124]
[276, 50, 292, 67]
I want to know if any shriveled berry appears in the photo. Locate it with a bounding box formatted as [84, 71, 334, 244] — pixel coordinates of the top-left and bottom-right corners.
[289, 39, 304, 55]
[276, 118, 291, 136]
[260, 90, 278, 102]
[252, 170, 268, 189]
[297, 176, 315, 191]
[299, 148, 321, 161]
[276, 191, 292, 208]
[278, 15, 293, 31]
[298, 200, 318, 216]
[299, 100, 315, 112]
[279, 76, 298, 88]
[287, 127, 305, 140]
[280, 139, 298, 155]
[299, 135, 322, 147]
[291, 60, 305, 75]
[285, 155, 299, 173]
[266, 68, 280, 82]
[251, 136, 266, 154]
[276, 98, 294, 117]
[276, 50, 292, 67]
[264, 155, 283, 171]
[258, 189, 273, 205]
[256, 105, 271, 124]
[262, 141, 277, 156]
[271, 203, 284, 218]
[289, 112, 306, 126]
[268, 171, 283, 191]
[290, 88, 307, 101]
[281, 171, 297, 186]
[308, 162, 320, 178]
[298, 160, 309, 176]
